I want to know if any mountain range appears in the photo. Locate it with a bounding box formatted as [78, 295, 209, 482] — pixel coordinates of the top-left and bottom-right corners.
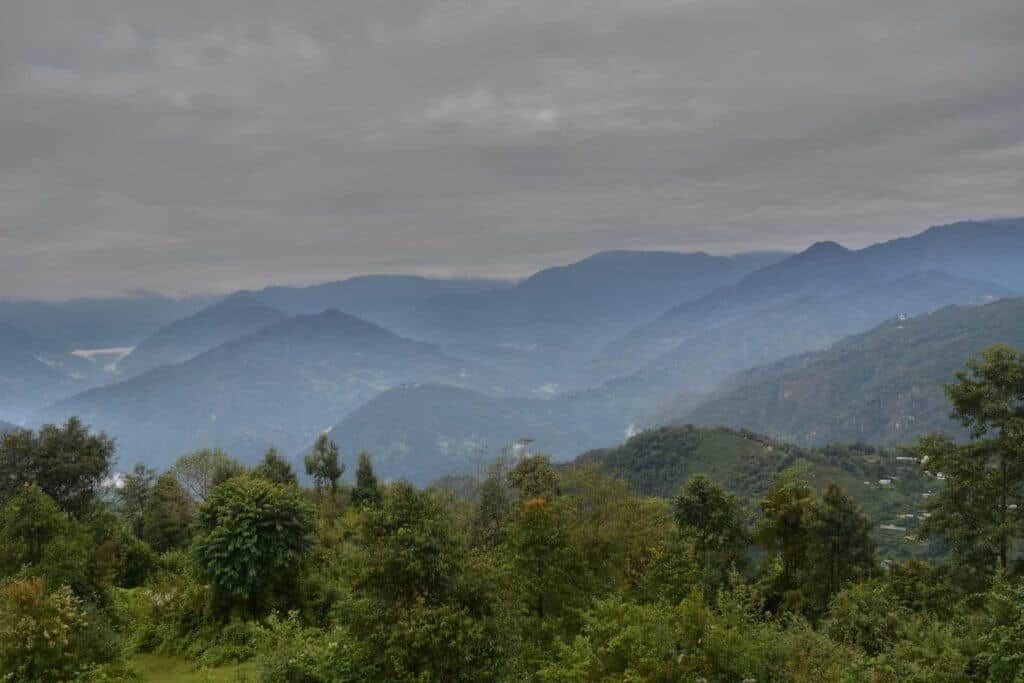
[675, 297, 1024, 446]
[596, 219, 1024, 381]
[46, 311, 466, 469]
[0, 294, 216, 349]
[0, 322, 98, 421]
[5, 217, 1024, 482]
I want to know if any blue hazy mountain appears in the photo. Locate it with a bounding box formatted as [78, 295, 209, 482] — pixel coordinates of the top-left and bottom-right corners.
[598, 219, 1024, 378]
[624, 270, 1012, 396]
[0, 294, 217, 349]
[45, 310, 468, 469]
[675, 297, 1024, 446]
[221, 275, 510, 322]
[0, 322, 98, 421]
[315, 380, 663, 485]
[401, 250, 787, 352]
[116, 295, 288, 378]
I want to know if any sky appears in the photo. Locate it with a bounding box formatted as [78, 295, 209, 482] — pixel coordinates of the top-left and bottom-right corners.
[1, 0, 1023, 299]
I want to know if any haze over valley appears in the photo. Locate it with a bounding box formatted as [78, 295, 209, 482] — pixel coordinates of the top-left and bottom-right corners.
[1, 218, 1020, 481]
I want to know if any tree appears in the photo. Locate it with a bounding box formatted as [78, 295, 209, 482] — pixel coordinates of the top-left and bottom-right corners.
[351, 451, 382, 508]
[0, 485, 93, 595]
[757, 467, 817, 590]
[471, 477, 511, 547]
[305, 435, 343, 493]
[508, 455, 560, 501]
[352, 483, 509, 680]
[918, 344, 1024, 575]
[171, 448, 243, 501]
[0, 484, 69, 573]
[254, 448, 298, 487]
[357, 482, 457, 608]
[193, 476, 315, 616]
[140, 473, 194, 553]
[511, 497, 583, 624]
[672, 474, 750, 585]
[118, 463, 156, 537]
[0, 418, 115, 517]
[808, 484, 876, 599]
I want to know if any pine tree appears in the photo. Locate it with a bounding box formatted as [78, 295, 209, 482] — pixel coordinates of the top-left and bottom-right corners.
[352, 451, 382, 508]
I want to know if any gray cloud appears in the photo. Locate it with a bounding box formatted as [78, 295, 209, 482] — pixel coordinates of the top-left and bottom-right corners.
[1, 0, 1022, 298]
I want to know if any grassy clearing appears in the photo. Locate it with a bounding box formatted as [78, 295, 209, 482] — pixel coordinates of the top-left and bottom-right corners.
[128, 654, 258, 682]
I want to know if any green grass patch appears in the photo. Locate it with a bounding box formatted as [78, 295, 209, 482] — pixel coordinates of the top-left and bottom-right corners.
[129, 654, 257, 682]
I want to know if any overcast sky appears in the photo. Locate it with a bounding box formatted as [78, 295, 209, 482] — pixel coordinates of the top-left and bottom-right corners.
[1, 0, 1023, 299]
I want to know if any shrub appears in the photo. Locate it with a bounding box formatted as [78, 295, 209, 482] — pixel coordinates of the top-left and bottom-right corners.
[0, 577, 119, 682]
[255, 612, 375, 682]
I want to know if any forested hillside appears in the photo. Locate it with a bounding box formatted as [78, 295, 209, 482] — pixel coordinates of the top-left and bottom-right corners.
[575, 425, 935, 560]
[679, 297, 1024, 445]
[3, 345, 1024, 681]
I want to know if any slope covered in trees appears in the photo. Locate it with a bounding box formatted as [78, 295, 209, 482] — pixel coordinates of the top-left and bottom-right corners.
[321, 382, 663, 485]
[5, 344, 1024, 681]
[678, 297, 1024, 445]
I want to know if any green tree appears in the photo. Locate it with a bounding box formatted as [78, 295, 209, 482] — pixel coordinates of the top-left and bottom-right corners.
[140, 473, 194, 553]
[673, 474, 750, 585]
[976, 572, 1024, 681]
[809, 484, 876, 599]
[254, 448, 298, 487]
[351, 451, 382, 508]
[192, 476, 315, 617]
[508, 455, 560, 501]
[511, 497, 583, 624]
[918, 344, 1024, 575]
[470, 477, 510, 547]
[0, 418, 115, 517]
[171, 448, 242, 501]
[305, 435, 343, 494]
[0, 484, 69, 573]
[0, 485, 93, 595]
[118, 463, 156, 537]
[757, 467, 818, 598]
[357, 482, 456, 608]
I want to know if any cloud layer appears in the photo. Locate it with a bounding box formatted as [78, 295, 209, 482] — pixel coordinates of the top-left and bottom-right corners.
[2, 0, 1023, 298]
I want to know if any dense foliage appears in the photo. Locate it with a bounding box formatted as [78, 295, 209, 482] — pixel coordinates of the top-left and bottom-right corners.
[5, 345, 1024, 681]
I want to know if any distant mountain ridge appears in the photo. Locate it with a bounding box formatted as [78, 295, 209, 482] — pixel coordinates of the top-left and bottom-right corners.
[623, 270, 1011, 395]
[403, 250, 787, 354]
[116, 296, 287, 378]
[0, 294, 217, 349]
[600, 219, 1024, 374]
[223, 275, 508, 322]
[45, 310, 467, 469]
[10, 217, 1024, 483]
[320, 382, 648, 485]
[0, 322, 97, 421]
[676, 297, 1024, 446]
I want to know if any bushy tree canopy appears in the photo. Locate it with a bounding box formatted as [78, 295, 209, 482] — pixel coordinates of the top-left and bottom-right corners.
[192, 475, 315, 616]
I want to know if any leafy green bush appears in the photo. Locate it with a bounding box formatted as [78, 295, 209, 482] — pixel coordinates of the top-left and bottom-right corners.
[255, 612, 374, 682]
[825, 580, 905, 655]
[189, 619, 258, 668]
[0, 577, 120, 682]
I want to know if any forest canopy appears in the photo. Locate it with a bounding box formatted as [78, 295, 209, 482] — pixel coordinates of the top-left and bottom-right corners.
[2, 346, 1024, 681]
